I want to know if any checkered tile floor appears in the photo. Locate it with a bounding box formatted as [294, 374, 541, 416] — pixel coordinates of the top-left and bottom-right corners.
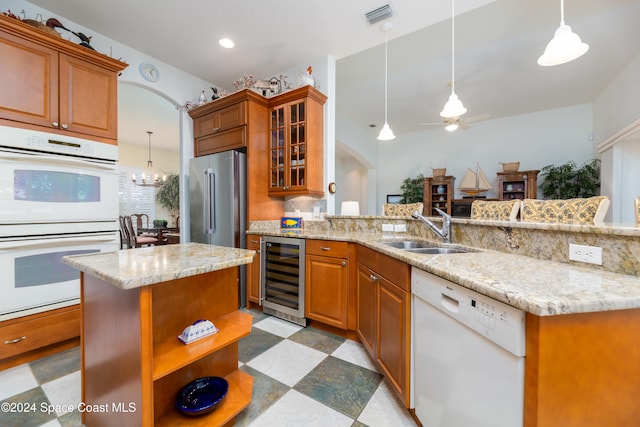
[0, 309, 416, 426]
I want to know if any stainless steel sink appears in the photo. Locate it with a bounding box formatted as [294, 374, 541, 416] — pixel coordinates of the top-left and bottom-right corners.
[380, 240, 438, 249]
[405, 247, 473, 254]
[379, 240, 478, 254]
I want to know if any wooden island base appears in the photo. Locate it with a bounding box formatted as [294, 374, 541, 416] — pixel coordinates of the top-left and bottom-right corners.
[81, 266, 252, 426]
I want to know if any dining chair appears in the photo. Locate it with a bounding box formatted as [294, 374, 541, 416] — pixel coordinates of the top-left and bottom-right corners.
[118, 215, 130, 249]
[130, 213, 152, 235]
[125, 215, 158, 248]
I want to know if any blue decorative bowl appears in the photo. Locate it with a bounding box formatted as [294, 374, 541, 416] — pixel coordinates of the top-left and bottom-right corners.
[176, 376, 229, 416]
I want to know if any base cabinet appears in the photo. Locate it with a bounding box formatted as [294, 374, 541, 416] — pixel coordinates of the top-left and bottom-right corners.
[0, 305, 80, 369]
[356, 245, 411, 407]
[525, 309, 640, 427]
[305, 240, 349, 329]
[81, 267, 252, 426]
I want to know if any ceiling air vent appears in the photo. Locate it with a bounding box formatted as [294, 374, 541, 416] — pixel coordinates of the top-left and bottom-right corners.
[365, 4, 394, 25]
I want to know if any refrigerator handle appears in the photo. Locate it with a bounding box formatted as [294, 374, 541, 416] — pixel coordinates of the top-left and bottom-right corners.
[204, 168, 216, 234]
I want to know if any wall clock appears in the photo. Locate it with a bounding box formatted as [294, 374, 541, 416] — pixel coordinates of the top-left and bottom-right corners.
[139, 62, 160, 82]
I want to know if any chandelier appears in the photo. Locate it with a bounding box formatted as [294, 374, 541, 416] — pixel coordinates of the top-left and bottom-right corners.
[131, 131, 166, 187]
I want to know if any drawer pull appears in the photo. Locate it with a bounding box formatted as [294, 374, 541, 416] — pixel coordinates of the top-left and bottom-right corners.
[320, 246, 331, 251]
[4, 336, 27, 345]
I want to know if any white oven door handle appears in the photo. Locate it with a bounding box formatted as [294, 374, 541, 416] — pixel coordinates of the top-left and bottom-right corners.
[0, 151, 117, 170]
[0, 234, 117, 250]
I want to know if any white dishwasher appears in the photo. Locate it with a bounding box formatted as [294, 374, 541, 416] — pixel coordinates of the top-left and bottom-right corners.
[411, 267, 525, 427]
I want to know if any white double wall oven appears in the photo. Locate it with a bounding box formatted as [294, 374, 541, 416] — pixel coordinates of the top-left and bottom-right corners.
[0, 126, 120, 320]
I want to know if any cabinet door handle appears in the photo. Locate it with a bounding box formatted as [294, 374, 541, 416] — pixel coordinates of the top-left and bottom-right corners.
[61, 123, 68, 129]
[4, 336, 27, 344]
[213, 127, 219, 133]
[370, 274, 378, 282]
[341, 261, 347, 267]
[52, 122, 59, 128]
[320, 246, 331, 251]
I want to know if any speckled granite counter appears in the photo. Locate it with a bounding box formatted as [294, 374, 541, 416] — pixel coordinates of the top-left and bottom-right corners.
[62, 242, 255, 290]
[248, 225, 640, 316]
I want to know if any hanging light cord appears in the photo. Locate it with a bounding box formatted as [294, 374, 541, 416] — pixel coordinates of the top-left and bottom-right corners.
[559, 0, 565, 24]
[147, 131, 153, 167]
[450, 0, 456, 95]
[384, 26, 389, 123]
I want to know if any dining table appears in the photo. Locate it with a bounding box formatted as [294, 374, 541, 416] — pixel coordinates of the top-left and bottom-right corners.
[137, 227, 179, 245]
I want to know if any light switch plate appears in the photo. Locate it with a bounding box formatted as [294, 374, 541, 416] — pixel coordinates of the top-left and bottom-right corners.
[569, 243, 603, 265]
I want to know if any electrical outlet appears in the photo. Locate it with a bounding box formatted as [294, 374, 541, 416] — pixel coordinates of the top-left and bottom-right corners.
[569, 244, 603, 265]
[394, 223, 407, 232]
[382, 223, 394, 232]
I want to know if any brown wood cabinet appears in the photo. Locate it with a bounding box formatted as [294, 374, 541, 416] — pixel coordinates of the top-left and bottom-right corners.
[356, 244, 411, 407]
[268, 85, 327, 196]
[423, 176, 455, 216]
[0, 305, 80, 369]
[189, 90, 258, 156]
[246, 234, 262, 306]
[305, 240, 350, 330]
[525, 309, 640, 427]
[0, 15, 126, 143]
[81, 267, 252, 426]
[498, 170, 539, 200]
[189, 89, 284, 222]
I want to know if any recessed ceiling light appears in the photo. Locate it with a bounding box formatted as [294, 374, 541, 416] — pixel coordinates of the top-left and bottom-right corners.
[219, 38, 234, 48]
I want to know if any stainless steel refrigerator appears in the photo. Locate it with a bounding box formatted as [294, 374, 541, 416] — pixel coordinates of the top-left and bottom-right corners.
[189, 150, 247, 305]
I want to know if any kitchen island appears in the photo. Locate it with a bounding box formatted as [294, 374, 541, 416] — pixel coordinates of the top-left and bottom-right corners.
[63, 243, 255, 427]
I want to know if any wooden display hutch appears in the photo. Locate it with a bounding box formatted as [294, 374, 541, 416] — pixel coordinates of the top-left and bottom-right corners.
[497, 170, 539, 200]
[81, 266, 253, 426]
[423, 176, 455, 216]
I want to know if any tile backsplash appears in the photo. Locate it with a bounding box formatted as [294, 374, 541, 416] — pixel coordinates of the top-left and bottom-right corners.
[284, 196, 326, 220]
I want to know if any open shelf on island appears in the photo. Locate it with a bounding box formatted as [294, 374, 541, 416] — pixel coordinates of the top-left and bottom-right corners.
[153, 311, 252, 381]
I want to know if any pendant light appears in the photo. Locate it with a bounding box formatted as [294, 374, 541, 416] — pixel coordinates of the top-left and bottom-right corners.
[377, 22, 395, 141]
[538, 0, 589, 66]
[131, 131, 166, 187]
[440, 0, 467, 119]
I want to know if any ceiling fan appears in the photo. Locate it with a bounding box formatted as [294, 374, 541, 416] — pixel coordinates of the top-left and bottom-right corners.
[420, 113, 490, 131]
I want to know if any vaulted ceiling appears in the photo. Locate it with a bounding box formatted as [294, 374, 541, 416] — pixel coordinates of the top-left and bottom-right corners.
[27, 0, 640, 150]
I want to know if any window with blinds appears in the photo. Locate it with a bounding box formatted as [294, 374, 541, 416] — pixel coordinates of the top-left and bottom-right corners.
[118, 166, 156, 220]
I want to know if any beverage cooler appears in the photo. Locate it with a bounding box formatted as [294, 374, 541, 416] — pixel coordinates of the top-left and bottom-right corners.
[260, 236, 306, 326]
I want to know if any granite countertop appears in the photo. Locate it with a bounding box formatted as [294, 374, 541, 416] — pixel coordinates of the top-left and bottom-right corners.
[250, 229, 640, 316]
[62, 242, 255, 290]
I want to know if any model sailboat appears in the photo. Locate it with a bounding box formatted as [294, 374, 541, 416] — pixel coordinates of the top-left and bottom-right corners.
[459, 163, 492, 196]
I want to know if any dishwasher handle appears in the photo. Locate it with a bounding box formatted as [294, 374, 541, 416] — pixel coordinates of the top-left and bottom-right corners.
[440, 292, 460, 313]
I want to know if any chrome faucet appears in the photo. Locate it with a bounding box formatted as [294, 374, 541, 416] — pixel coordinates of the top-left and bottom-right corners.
[411, 209, 451, 243]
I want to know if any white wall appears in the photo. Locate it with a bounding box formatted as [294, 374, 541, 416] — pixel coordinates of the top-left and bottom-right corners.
[373, 104, 594, 212]
[594, 51, 640, 224]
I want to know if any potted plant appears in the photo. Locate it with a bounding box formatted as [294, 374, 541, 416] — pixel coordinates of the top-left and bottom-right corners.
[400, 173, 424, 204]
[539, 159, 601, 199]
[156, 172, 180, 226]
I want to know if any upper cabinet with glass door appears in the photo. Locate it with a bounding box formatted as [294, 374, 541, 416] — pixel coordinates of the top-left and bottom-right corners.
[268, 85, 327, 196]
